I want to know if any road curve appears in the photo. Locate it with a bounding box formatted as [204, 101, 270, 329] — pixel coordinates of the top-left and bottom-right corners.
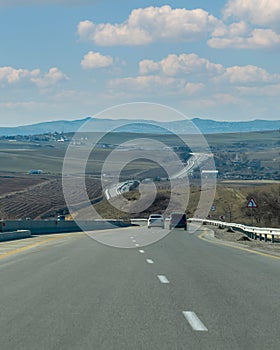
[0, 226, 280, 349]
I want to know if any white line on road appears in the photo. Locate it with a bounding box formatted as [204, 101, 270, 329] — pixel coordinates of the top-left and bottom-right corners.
[135, 243, 139, 247]
[183, 311, 208, 331]
[139, 250, 145, 253]
[132, 240, 136, 243]
[146, 259, 154, 264]
[157, 275, 170, 284]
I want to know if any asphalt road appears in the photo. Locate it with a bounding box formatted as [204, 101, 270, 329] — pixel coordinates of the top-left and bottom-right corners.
[1, 225, 280, 350]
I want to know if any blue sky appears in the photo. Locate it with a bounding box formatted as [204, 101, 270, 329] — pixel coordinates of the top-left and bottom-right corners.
[1, 0, 280, 126]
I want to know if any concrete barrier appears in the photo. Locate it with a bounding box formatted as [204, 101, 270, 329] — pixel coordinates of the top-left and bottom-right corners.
[0, 230, 31, 242]
[0, 219, 132, 235]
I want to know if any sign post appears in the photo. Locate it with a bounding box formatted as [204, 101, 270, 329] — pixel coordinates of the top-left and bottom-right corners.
[246, 197, 258, 225]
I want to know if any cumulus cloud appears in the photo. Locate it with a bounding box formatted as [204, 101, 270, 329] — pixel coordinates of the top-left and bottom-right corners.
[184, 82, 205, 95]
[215, 65, 280, 83]
[139, 53, 223, 76]
[108, 75, 205, 97]
[0, 66, 40, 84]
[81, 51, 113, 69]
[0, 66, 68, 88]
[208, 27, 280, 49]
[78, 5, 220, 46]
[211, 21, 248, 38]
[109, 75, 185, 93]
[223, 0, 280, 26]
[31, 67, 68, 88]
[109, 51, 279, 101]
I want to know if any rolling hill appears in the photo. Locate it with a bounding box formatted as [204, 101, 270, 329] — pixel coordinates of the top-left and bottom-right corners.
[1, 117, 280, 136]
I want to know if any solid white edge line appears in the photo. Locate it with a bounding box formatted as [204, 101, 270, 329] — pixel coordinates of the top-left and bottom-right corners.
[139, 250, 145, 253]
[146, 259, 154, 264]
[183, 311, 208, 331]
[157, 275, 170, 284]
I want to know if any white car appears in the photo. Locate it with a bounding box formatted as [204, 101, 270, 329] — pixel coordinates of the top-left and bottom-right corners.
[147, 214, 164, 229]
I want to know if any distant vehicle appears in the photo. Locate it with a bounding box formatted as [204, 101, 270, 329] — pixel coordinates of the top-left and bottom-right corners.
[147, 214, 164, 229]
[169, 212, 187, 230]
[57, 215, 65, 221]
[28, 169, 43, 175]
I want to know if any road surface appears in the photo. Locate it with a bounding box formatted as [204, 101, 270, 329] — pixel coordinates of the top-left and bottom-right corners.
[1, 225, 280, 349]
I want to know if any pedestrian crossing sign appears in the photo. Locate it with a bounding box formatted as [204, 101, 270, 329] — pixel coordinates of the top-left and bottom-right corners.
[246, 197, 258, 208]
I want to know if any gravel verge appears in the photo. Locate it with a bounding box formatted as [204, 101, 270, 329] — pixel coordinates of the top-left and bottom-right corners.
[207, 225, 280, 255]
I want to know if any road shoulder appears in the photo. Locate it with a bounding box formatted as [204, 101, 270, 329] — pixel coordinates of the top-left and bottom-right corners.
[199, 225, 280, 260]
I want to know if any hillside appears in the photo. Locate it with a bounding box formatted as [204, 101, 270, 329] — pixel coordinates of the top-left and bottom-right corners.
[1, 117, 280, 136]
[90, 182, 280, 228]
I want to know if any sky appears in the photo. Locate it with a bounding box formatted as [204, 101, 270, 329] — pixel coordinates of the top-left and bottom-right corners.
[1, 0, 280, 126]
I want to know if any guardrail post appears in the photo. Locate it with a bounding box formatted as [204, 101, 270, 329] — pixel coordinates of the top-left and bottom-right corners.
[259, 233, 262, 241]
[272, 234, 275, 243]
[253, 230, 257, 240]
[264, 234, 268, 242]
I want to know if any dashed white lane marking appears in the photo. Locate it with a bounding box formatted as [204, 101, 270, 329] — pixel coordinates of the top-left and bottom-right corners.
[139, 250, 145, 253]
[157, 275, 170, 284]
[135, 243, 139, 247]
[183, 311, 208, 331]
[130, 236, 134, 239]
[132, 240, 136, 243]
[146, 259, 154, 264]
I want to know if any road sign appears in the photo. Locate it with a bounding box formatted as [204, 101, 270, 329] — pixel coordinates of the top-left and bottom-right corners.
[246, 197, 258, 208]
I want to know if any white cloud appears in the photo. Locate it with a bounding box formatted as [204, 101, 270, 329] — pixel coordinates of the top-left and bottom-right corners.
[184, 82, 205, 95]
[109, 53, 279, 100]
[224, 0, 280, 26]
[109, 75, 186, 93]
[0, 66, 40, 84]
[30, 67, 69, 88]
[78, 5, 220, 46]
[0, 66, 68, 88]
[211, 21, 248, 38]
[215, 65, 280, 84]
[108, 75, 205, 97]
[139, 53, 223, 76]
[81, 51, 113, 69]
[208, 28, 280, 49]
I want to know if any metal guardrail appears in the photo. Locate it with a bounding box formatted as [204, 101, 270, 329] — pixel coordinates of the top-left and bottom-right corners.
[190, 218, 280, 243]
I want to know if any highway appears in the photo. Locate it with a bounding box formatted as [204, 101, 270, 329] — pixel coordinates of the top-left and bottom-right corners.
[1, 225, 280, 349]
[169, 153, 211, 180]
[105, 180, 139, 200]
[104, 153, 210, 200]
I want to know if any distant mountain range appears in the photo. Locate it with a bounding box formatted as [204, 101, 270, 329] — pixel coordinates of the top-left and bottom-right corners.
[1, 117, 280, 136]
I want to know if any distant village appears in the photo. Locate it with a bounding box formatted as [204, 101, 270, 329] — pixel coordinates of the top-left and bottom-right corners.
[0, 131, 69, 143]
